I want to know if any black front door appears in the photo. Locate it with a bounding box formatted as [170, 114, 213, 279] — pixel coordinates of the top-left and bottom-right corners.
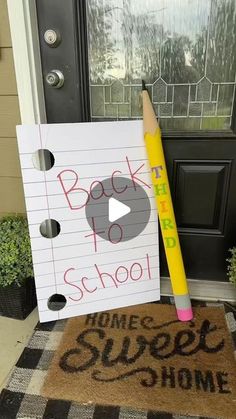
[36, 0, 236, 282]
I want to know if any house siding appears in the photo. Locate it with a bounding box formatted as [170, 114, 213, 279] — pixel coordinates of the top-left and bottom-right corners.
[0, 0, 25, 217]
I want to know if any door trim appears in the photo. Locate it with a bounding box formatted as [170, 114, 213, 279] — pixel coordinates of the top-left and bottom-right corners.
[161, 277, 236, 302]
[7, 0, 46, 124]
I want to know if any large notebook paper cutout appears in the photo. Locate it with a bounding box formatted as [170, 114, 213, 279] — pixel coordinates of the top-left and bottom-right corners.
[17, 120, 160, 322]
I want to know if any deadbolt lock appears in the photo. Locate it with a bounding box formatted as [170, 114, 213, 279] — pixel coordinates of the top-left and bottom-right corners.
[46, 70, 64, 88]
[44, 29, 61, 47]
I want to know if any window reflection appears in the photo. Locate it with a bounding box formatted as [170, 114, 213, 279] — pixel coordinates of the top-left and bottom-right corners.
[87, 0, 236, 130]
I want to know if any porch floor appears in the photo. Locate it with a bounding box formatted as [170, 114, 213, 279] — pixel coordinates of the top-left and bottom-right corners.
[0, 308, 39, 391]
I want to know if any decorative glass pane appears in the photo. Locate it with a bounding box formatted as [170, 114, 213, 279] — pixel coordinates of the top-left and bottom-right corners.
[111, 80, 124, 103]
[87, 0, 236, 130]
[197, 78, 211, 102]
[153, 79, 166, 103]
[203, 102, 216, 116]
[173, 85, 189, 116]
[211, 84, 218, 101]
[190, 85, 197, 102]
[105, 104, 118, 117]
[159, 103, 172, 117]
[189, 103, 202, 117]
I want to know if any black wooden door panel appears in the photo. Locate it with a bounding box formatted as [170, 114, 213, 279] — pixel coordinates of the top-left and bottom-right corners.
[160, 139, 236, 280]
[36, 0, 90, 123]
[174, 161, 231, 233]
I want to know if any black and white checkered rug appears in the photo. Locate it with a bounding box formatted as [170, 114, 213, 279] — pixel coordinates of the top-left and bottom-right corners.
[0, 298, 235, 419]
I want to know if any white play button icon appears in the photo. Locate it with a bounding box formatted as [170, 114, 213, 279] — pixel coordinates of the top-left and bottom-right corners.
[109, 197, 131, 223]
[86, 176, 151, 242]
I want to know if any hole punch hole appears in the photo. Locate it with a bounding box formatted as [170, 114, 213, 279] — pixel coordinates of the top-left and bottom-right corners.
[39, 219, 60, 238]
[32, 149, 55, 171]
[48, 294, 67, 311]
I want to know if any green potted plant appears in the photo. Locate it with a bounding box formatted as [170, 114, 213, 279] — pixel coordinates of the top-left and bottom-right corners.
[226, 248, 236, 286]
[0, 215, 37, 319]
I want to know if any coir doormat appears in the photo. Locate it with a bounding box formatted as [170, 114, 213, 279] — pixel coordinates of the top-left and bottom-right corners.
[42, 304, 236, 418]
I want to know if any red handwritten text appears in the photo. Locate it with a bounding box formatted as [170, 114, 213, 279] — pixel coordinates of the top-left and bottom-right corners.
[63, 253, 152, 302]
[57, 157, 150, 211]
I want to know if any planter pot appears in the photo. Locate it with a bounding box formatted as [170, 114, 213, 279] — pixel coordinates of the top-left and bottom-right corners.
[0, 278, 37, 320]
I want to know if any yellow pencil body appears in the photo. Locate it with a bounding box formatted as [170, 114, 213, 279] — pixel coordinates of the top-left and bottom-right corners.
[145, 127, 187, 295]
[142, 85, 193, 321]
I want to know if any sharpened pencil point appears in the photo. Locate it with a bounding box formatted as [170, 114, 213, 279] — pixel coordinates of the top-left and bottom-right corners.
[142, 80, 147, 91]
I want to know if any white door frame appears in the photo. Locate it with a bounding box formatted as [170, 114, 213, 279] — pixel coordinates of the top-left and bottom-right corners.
[6, 0, 236, 301]
[7, 0, 46, 124]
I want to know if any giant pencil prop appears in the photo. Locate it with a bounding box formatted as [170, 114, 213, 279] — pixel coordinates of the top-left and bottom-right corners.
[142, 80, 193, 321]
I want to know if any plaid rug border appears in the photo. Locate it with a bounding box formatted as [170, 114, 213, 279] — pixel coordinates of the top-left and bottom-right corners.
[0, 298, 235, 419]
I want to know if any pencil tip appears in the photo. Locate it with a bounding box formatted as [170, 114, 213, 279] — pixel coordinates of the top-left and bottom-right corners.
[142, 80, 147, 91]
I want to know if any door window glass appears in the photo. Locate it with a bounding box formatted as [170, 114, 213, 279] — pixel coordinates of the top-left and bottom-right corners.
[87, 0, 236, 130]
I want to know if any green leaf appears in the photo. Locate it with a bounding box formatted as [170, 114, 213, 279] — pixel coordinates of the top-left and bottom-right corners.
[0, 215, 33, 287]
[226, 247, 236, 286]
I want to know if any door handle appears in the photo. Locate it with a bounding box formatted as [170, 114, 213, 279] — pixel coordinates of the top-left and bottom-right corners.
[46, 70, 64, 88]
